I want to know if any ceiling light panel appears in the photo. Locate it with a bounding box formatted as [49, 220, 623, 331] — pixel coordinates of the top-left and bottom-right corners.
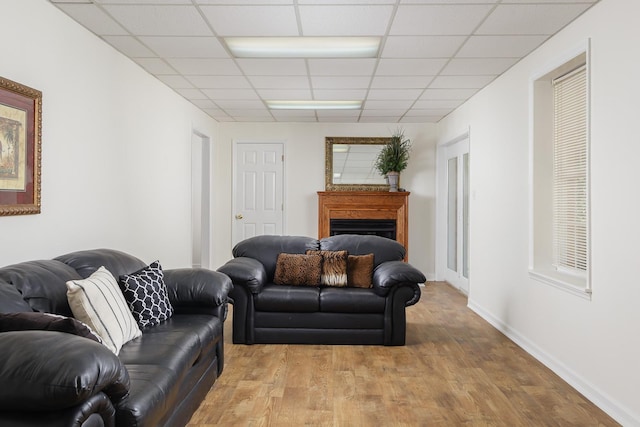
[266, 101, 362, 110]
[226, 37, 381, 58]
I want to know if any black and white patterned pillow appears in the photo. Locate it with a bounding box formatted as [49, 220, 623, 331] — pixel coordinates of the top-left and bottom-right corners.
[119, 261, 174, 329]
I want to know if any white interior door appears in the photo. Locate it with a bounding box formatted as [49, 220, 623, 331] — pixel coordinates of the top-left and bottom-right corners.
[440, 137, 470, 293]
[232, 142, 284, 247]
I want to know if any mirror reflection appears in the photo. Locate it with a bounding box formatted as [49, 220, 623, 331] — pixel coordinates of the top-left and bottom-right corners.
[332, 144, 386, 185]
[325, 136, 390, 191]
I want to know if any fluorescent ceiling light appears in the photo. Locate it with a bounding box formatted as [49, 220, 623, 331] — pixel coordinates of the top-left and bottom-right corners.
[266, 100, 362, 110]
[225, 37, 380, 58]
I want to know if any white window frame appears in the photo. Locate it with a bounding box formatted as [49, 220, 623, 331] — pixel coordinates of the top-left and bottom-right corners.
[528, 40, 591, 299]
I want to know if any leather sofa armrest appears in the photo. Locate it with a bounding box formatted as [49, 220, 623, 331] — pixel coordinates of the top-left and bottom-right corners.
[0, 331, 129, 411]
[217, 257, 267, 294]
[372, 261, 426, 291]
[163, 268, 233, 309]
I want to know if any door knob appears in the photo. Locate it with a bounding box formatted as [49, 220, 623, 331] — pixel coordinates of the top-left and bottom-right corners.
[235, 214, 243, 220]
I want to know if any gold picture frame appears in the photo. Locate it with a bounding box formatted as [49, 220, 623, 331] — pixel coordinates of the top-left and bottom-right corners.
[325, 136, 390, 191]
[0, 76, 42, 216]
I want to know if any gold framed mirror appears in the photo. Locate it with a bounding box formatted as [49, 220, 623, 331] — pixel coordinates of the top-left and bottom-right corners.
[325, 136, 390, 191]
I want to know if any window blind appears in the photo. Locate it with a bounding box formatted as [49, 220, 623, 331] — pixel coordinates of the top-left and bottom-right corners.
[552, 65, 587, 273]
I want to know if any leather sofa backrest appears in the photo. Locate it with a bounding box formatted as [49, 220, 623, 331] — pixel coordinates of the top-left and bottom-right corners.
[0, 249, 147, 316]
[56, 249, 146, 279]
[319, 234, 406, 267]
[232, 235, 319, 281]
[0, 260, 82, 316]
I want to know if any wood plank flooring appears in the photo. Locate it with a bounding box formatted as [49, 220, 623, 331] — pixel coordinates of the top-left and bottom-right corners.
[187, 282, 618, 426]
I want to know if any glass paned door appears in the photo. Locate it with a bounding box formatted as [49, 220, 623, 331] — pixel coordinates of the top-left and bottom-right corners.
[443, 138, 470, 293]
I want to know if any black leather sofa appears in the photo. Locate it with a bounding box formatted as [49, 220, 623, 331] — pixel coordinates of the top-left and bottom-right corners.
[218, 234, 425, 346]
[0, 249, 233, 427]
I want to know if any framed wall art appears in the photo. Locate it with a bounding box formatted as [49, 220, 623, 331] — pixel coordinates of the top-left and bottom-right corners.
[0, 76, 42, 216]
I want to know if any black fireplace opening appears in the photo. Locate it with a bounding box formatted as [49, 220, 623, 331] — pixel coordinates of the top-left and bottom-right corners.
[330, 219, 396, 241]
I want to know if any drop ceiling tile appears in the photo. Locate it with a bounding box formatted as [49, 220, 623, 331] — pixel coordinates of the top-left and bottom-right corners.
[271, 110, 317, 119]
[196, 0, 292, 4]
[54, 4, 127, 35]
[420, 88, 478, 100]
[224, 109, 272, 117]
[299, 5, 393, 36]
[361, 109, 408, 116]
[190, 99, 218, 109]
[139, 36, 228, 58]
[214, 100, 266, 109]
[156, 75, 194, 89]
[405, 108, 451, 116]
[200, 6, 298, 36]
[476, 3, 592, 35]
[201, 89, 260, 100]
[503, 0, 596, 3]
[457, 35, 549, 58]
[308, 59, 377, 76]
[95, 0, 192, 3]
[429, 75, 496, 89]
[413, 99, 464, 109]
[367, 89, 423, 100]
[441, 58, 519, 76]
[248, 76, 311, 89]
[103, 5, 212, 36]
[236, 59, 307, 76]
[166, 58, 241, 75]
[359, 116, 401, 123]
[370, 76, 434, 89]
[402, 0, 497, 2]
[188, 76, 252, 89]
[256, 89, 313, 100]
[313, 89, 367, 100]
[312, 76, 371, 89]
[382, 36, 467, 58]
[103, 36, 155, 57]
[299, 0, 394, 3]
[364, 100, 414, 109]
[401, 115, 442, 123]
[376, 59, 447, 76]
[174, 88, 208, 100]
[316, 111, 362, 122]
[133, 58, 177, 75]
[390, 4, 494, 35]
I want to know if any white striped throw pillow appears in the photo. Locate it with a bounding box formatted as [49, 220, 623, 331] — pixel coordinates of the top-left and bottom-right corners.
[66, 266, 141, 354]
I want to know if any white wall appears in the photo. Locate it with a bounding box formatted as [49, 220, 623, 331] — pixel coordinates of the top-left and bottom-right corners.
[438, 0, 639, 423]
[0, 0, 220, 269]
[215, 122, 437, 276]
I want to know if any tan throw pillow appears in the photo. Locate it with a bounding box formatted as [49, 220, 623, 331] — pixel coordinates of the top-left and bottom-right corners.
[347, 253, 375, 288]
[273, 253, 322, 286]
[307, 250, 348, 287]
[66, 266, 142, 355]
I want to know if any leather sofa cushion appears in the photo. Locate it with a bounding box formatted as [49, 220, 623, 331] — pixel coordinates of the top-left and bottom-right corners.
[320, 288, 386, 313]
[254, 285, 320, 312]
[232, 235, 319, 281]
[0, 260, 81, 316]
[319, 234, 406, 266]
[56, 249, 146, 280]
[115, 314, 222, 426]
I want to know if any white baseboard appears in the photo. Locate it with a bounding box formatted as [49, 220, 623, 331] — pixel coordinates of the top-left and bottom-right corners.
[467, 299, 639, 427]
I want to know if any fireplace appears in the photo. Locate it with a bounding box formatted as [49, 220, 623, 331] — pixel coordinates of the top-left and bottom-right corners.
[318, 191, 410, 260]
[330, 219, 396, 240]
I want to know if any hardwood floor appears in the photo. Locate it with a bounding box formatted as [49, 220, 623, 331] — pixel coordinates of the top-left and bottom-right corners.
[187, 282, 618, 426]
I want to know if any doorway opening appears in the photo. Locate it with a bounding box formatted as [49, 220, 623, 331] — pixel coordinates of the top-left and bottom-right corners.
[191, 130, 211, 269]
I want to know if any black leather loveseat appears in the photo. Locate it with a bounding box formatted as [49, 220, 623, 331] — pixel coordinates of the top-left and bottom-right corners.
[0, 249, 232, 427]
[218, 234, 425, 346]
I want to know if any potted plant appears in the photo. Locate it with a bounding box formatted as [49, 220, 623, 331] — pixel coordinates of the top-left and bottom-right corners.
[374, 129, 412, 192]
